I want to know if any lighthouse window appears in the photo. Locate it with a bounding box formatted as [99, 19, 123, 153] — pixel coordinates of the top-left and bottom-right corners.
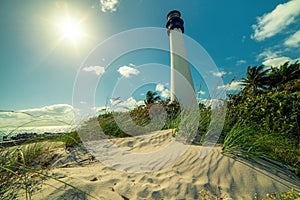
[175, 21, 182, 26]
[171, 21, 183, 29]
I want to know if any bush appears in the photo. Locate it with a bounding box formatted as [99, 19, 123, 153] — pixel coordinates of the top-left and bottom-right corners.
[259, 189, 300, 200]
[56, 131, 81, 148]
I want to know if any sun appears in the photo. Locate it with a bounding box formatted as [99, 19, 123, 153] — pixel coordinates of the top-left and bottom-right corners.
[59, 18, 82, 42]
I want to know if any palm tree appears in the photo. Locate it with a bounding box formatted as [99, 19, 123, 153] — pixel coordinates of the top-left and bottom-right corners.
[240, 65, 269, 92]
[144, 91, 161, 105]
[268, 61, 300, 89]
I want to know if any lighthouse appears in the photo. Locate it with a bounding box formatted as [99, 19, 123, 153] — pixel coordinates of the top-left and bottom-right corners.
[166, 10, 194, 102]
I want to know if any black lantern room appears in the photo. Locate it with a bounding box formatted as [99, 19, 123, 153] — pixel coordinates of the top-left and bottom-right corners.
[166, 10, 184, 34]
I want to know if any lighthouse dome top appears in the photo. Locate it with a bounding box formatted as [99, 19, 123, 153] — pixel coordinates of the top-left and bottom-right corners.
[166, 10, 184, 33]
[167, 10, 181, 21]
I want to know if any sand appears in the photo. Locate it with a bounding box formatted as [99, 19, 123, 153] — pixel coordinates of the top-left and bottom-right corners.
[29, 129, 300, 200]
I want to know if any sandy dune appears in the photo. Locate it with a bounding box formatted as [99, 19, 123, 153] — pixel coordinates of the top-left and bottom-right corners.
[30, 129, 300, 200]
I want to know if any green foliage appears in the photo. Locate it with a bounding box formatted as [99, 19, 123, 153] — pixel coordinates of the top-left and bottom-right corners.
[258, 189, 300, 200]
[240, 61, 300, 92]
[144, 90, 162, 105]
[95, 62, 300, 174]
[96, 100, 181, 137]
[198, 106, 211, 136]
[56, 131, 81, 148]
[223, 121, 264, 157]
[96, 99, 213, 146]
[0, 141, 97, 200]
[224, 61, 300, 174]
[129, 105, 152, 126]
[227, 91, 300, 138]
[241, 65, 270, 92]
[268, 61, 300, 90]
[98, 113, 129, 137]
[223, 121, 300, 170]
[0, 142, 60, 199]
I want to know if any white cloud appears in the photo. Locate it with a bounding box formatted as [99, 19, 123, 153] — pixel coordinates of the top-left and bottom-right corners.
[122, 98, 141, 107]
[236, 60, 246, 65]
[257, 49, 279, 61]
[217, 85, 226, 90]
[225, 56, 234, 61]
[161, 89, 170, 98]
[112, 97, 145, 111]
[110, 97, 122, 106]
[19, 104, 74, 116]
[211, 71, 227, 77]
[262, 56, 300, 68]
[118, 65, 140, 78]
[129, 63, 135, 67]
[217, 81, 244, 91]
[257, 49, 300, 68]
[242, 35, 246, 42]
[82, 66, 105, 76]
[0, 104, 75, 130]
[96, 106, 111, 114]
[155, 83, 170, 98]
[251, 0, 300, 41]
[284, 30, 300, 47]
[197, 90, 206, 95]
[155, 84, 164, 92]
[227, 81, 244, 91]
[100, 0, 120, 12]
[262, 56, 291, 67]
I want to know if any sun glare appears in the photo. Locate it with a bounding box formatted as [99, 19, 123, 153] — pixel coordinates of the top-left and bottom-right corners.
[60, 18, 82, 42]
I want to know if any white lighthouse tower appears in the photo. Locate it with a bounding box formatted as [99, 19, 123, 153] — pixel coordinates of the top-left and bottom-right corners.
[166, 10, 194, 102]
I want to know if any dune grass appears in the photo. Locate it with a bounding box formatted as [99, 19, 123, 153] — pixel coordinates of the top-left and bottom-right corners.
[54, 131, 81, 148]
[0, 133, 97, 200]
[222, 120, 300, 176]
[0, 142, 55, 199]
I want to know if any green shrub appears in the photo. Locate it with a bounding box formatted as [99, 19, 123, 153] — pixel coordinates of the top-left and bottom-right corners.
[223, 121, 300, 174]
[98, 113, 129, 137]
[226, 91, 300, 138]
[56, 131, 81, 148]
[224, 78, 300, 173]
[259, 189, 300, 200]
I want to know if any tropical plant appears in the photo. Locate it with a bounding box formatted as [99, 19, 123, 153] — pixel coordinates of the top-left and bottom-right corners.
[267, 61, 300, 90]
[240, 65, 269, 92]
[224, 62, 300, 175]
[144, 90, 162, 105]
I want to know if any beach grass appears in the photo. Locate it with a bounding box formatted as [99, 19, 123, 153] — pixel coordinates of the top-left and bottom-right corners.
[223, 121, 300, 176]
[0, 142, 55, 199]
[0, 137, 98, 200]
[54, 131, 81, 148]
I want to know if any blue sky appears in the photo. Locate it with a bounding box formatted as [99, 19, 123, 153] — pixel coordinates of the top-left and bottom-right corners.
[1, 0, 300, 130]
